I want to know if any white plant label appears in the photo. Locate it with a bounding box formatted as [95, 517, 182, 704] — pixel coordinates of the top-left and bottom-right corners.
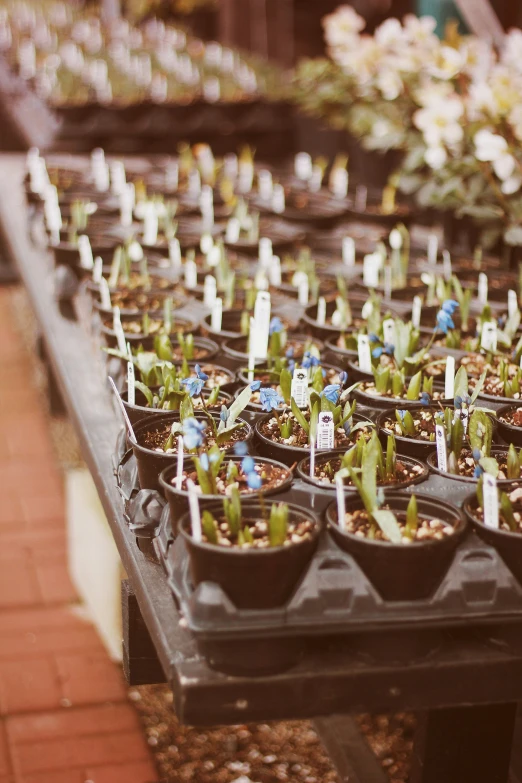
[119, 182, 135, 227]
[316, 411, 335, 450]
[335, 473, 346, 528]
[363, 253, 381, 287]
[110, 161, 126, 195]
[427, 234, 438, 266]
[445, 355, 455, 399]
[342, 236, 355, 267]
[187, 169, 201, 199]
[78, 235, 94, 270]
[223, 153, 238, 180]
[412, 296, 422, 329]
[478, 272, 488, 305]
[113, 307, 127, 353]
[291, 368, 308, 408]
[225, 217, 241, 244]
[358, 334, 372, 373]
[184, 259, 198, 289]
[308, 165, 323, 193]
[258, 169, 273, 201]
[331, 168, 348, 199]
[435, 424, 448, 472]
[309, 437, 315, 479]
[251, 291, 271, 359]
[99, 278, 111, 310]
[480, 320, 497, 352]
[295, 152, 312, 181]
[94, 161, 110, 193]
[238, 160, 254, 193]
[207, 245, 221, 268]
[384, 266, 392, 300]
[316, 297, 326, 326]
[383, 318, 396, 347]
[169, 238, 181, 270]
[247, 339, 255, 383]
[298, 277, 309, 306]
[200, 232, 213, 255]
[93, 256, 103, 284]
[211, 297, 222, 331]
[142, 202, 158, 246]
[127, 361, 135, 406]
[508, 289, 518, 317]
[165, 160, 179, 191]
[442, 249, 452, 281]
[272, 184, 285, 214]
[186, 479, 202, 543]
[199, 185, 214, 227]
[203, 275, 217, 308]
[355, 184, 367, 212]
[176, 435, 184, 489]
[268, 255, 281, 286]
[483, 473, 499, 530]
[259, 237, 273, 268]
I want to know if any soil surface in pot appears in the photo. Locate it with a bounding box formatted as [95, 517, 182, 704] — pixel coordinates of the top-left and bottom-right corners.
[382, 409, 439, 441]
[341, 507, 455, 543]
[309, 457, 425, 487]
[499, 407, 522, 426]
[356, 382, 446, 401]
[99, 289, 177, 312]
[479, 374, 522, 399]
[259, 412, 372, 449]
[142, 421, 247, 452]
[177, 366, 232, 390]
[448, 449, 515, 479]
[201, 514, 316, 549]
[174, 461, 290, 495]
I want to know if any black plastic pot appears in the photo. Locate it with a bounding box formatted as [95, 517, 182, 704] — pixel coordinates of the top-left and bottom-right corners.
[426, 446, 515, 485]
[464, 492, 522, 586]
[296, 452, 429, 492]
[159, 456, 293, 534]
[324, 334, 358, 365]
[222, 333, 324, 366]
[178, 501, 321, 609]
[132, 412, 253, 491]
[101, 313, 198, 350]
[496, 404, 522, 447]
[300, 296, 369, 342]
[121, 387, 233, 426]
[376, 405, 450, 460]
[201, 308, 248, 342]
[254, 412, 371, 467]
[352, 382, 450, 410]
[326, 492, 467, 601]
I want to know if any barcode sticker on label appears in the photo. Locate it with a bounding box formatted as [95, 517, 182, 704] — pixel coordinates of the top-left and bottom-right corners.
[483, 473, 499, 529]
[316, 411, 335, 450]
[435, 424, 448, 472]
[291, 368, 308, 408]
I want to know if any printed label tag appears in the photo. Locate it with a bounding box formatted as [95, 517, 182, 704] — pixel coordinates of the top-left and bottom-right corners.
[383, 318, 396, 346]
[445, 355, 455, 399]
[480, 320, 497, 352]
[363, 253, 381, 287]
[453, 406, 469, 434]
[200, 232, 213, 255]
[483, 473, 499, 529]
[176, 435, 184, 489]
[203, 275, 217, 308]
[478, 272, 488, 305]
[412, 296, 422, 329]
[342, 236, 355, 267]
[316, 411, 335, 450]
[186, 479, 202, 542]
[309, 437, 315, 478]
[295, 152, 312, 180]
[211, 298, 222, 331]
[207, 245, 221, 267]
[291, 368, 308, 408]
[142, 203, 158, 246]
[298, 277, 309, 306]
[316, 297, 326, 326]
[78, 235, 94, 270]
[427, 234, 438, 266]
[119, 182, 135, 227]
[358, 334, 372, 373]
[508, 289, 518, 317]
[184, 259, 198, 289]
[127, 361, 135, 406]
[226, 217, 240, 243]
[110, 161, 126, 195]
[113, 307, 127, 353]
[99, 278, 111, 310]
[435, 424, 448, 472]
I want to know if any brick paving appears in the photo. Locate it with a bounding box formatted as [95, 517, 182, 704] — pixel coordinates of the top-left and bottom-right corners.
[0, 288, 159, 783]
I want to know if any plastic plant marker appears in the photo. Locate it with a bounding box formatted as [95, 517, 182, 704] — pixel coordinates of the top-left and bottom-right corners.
[112, 306, 127, 353]
[110, 160, 126, 195]
[363, 252, 381, 287]
[176, 436, 184, 489]
[200, 232, 213, 255]
[211, 298, 222, 331]
[481, 321, 497, 352]
[445, 356, 455, 399]
[248, 317, 256, 382]
[169, 238, 181, 270]
[295, 152, 312, 180]
[316, 297, 326, 326]
[184, 258, 198, 289]
[298, 277, 309, 306]
[478, 273, 488, 305]
[383, 318, 396, 346]
[309, 165, 323, 192]
[358, 334, 372, 373]
[428, 233, 438, 266]
[127, 358, 135, 406]
[259, 237, 273, 267]
[291, 367, 308, 408]
[332, 168, 348, 199]
[384, 266, 392, 300]
[309, 437, 315, 478]
[355, 184, 367, 212]
[186, 479, 202, 543]
[203, 275, 217, 308]
[483, 474, 499, 529]
[335, 473, 346, 528]
[508, 289, 518, 317]
[268, 255, 281, 286]
[342, 236, 355, 267]
[435, 423, 448, 472]
[93, 256, 103, 284]
[442, 249, 452, 281]
[99, 278, 111, 310]
[316, 411, 335, 450]
[108, 376, 136, 443]
[78, 235, 94, 270]
[119, 182, 134, 227]
[258, 169, 273, 200]
[272, 184, 285, 214]
[200, 185, 214, 228]
[142, 202, 158, 246]
[226, 217, 240, 243]
[412, 296, 422, 328]
[251, 291, 271, 359]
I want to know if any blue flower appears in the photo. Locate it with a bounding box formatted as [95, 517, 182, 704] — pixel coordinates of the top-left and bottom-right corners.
[247, 471, 262, 490]
[321, 384, 341, 403]
[420, 392, 431, 406]
[269, 317, 283, 335]
[194, 364, 209, 380]
[241, 456, 255, 474]
[183, 417, 207, 450]
[182, 375, 205, 397]
[339, 371, 348, 386]
[220, 405, 229, 423]
[472, 447, 482, 462]
[259, 387, 284, 412]
[302, 351, 320, 369]
[372, 346, 383, 359]
[250, 381, 261, 391]
[464, 395, 472, 406]
[233, 440, 249, 456]
[285, 346, 294, 359]
[287, 359, 295, 374]
[436, 309, 455, 334]
[442, 299, 459, 315]
[474, 464, 484, 478]
[454, 395, 462, 409]
[369, 333, 380, 344]
[199, 453, 209, 471]
[384, 343, 395, 356]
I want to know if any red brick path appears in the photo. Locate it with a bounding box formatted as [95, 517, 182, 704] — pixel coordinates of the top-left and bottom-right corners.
[0, 290, 159, 783]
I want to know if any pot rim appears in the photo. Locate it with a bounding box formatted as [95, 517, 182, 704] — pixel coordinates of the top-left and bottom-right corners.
[426, 446, 516, 484]
[132, 411, 252, 457]
[296, 452, 429, 491]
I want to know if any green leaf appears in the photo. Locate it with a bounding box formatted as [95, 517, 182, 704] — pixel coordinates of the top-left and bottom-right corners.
[201, 511, 218, 544]
[470, 371, 487, 404]
[291, 397, 310, 435]
[453, 366, 468, 399]
[479, 456, 499, 477]
[406, 371, 422, 401]
[134, 381, 153, 407]
[269, 503, 288, 547]
[372, 509, 403, 543]
[220, 383, 253, 431]
[280, 368, 292, 404]
[405, 494, 418, 538]
[216, 422, 245, 445]
[507, 443, 520, 479]
[194, 457, 215, 495]
[223, 486, 241, 537]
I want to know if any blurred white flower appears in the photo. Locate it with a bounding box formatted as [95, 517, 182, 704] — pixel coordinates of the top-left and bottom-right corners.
[501, 29, 522, 73]
[376, 69, 402, 100]
[323, 5, 365, 48]
[424, 146, 447, 169]
[403, 14, 437, 42]
[428, 46, 464, 80]
[493, 153, 516, 180]
[414, 80, 454, 107]
[371, 119, 392, 139]
[414, 96, 464, 148]
[502, 174, 522, 195]
[468, 82, 497, 119]
[374, 18, 403, 48]
[509, 104, 522, 142]
[474, 129, 508, 161]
